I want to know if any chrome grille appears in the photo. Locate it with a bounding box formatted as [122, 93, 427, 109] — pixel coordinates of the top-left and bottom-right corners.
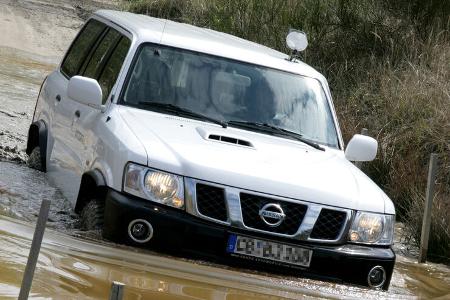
[240, 193, 307, 235]
[310, 208, 347, 240]
[196, 183, 227, 222]
[185, 178, 352, 244]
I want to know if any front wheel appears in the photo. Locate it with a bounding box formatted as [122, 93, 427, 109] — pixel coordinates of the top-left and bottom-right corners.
[80, 199, 105, 231]
[27, 147, 43, 171]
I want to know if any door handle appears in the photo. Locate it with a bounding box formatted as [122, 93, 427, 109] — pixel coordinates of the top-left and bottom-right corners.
[74, 110, 81, 118]
[56, 94, 61, 102]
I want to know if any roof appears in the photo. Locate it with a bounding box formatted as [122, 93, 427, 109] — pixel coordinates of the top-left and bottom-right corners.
[94, 10, 323, 79]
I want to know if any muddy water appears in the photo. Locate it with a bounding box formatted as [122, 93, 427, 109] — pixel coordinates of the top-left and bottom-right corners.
[0, 161, 75, 229]
[0, 214, 319, 299]
[1, 161, 450, 299]
[0, 46, 55, 162]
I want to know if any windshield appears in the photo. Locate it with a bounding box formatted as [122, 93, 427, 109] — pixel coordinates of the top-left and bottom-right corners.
[121, 44, 339, 148]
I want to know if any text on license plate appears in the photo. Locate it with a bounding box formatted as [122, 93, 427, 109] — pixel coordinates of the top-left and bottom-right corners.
[226, 234, 312, 267]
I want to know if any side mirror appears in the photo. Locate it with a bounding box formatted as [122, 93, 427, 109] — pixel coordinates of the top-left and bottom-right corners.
[345, 134, 378, 162]
[67, 76, 103, 111]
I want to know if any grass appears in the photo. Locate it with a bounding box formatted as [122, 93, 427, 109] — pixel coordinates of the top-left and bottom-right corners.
[121, 0, 450, 261]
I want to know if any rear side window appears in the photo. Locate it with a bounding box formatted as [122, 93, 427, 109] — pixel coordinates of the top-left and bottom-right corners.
[97, 37, 131, 103]
[83, 28, 121, 79]
[61, 19, 106, 78]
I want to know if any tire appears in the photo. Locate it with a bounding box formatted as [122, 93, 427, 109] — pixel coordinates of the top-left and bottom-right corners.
[80, 199, 104, 231]
[27, 147, 43, 171]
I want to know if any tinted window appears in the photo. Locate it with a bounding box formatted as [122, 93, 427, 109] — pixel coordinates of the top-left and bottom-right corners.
[83, 28, 121, 79]
[98, 37, 131, 103]
[61, 19, 106, 78]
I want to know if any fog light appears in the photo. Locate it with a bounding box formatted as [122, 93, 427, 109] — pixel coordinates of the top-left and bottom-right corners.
[128, 219, 153, 243]
[367, 266, 386, 288]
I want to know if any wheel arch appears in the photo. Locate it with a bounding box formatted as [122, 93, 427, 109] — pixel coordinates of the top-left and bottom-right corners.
[26, 120, 48, 172]
[75, 169, 108, 213]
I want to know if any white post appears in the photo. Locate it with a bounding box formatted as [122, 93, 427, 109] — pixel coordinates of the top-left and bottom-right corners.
[418, 153, 438, 263]
[109, 281, 125, 300]
[18, 199, 51, 300]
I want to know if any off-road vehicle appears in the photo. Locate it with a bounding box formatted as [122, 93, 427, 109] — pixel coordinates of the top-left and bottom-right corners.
[27, 10, 396, 290]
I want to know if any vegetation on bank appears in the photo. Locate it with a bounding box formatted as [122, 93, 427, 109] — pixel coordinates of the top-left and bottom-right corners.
[122, 0, 450, 261]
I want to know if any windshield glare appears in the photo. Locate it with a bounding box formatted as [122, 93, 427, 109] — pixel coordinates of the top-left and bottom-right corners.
[122, 44, 339, 148]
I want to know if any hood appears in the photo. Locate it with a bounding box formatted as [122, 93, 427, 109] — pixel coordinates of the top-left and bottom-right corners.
[119, 106, 393, 214]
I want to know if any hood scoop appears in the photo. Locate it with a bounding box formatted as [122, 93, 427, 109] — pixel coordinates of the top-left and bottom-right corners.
[196, 127, 255, 148]
[208, 134, 254, 147]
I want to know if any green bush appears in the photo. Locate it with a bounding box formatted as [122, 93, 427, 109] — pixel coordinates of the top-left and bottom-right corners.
[122, 0, 450, 261]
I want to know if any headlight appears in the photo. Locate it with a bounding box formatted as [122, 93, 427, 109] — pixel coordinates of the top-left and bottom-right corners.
[123, 163, 184, 209]
[349, 212, 394, 245]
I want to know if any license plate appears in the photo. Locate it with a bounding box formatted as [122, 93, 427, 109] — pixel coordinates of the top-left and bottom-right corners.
[226, 234, 312, 267]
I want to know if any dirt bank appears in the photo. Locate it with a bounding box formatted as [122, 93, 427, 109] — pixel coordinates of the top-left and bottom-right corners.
[0, 0, 118, 59]
[0, 0, 117, 162]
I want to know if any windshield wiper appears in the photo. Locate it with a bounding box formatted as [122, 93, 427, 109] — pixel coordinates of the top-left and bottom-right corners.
[228, 121, 325, 151]
[138, 102, 227, 128]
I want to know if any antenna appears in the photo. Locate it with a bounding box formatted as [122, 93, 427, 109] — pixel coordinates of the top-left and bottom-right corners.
[158, 19, 168, 45]
[157, 0, 174, 46]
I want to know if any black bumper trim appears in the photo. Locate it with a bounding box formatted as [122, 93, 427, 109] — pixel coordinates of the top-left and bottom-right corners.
[103, 189, 395, 290]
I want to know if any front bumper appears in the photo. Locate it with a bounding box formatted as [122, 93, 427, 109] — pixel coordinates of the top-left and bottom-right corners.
[103, 189, 395, 290]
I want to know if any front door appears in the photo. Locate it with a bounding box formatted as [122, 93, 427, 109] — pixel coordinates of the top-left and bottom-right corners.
[48, 19, 106, 205]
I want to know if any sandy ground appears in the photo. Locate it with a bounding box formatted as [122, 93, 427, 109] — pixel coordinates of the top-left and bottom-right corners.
[0, 0, 118, 59]
[0, 0, 117, 162]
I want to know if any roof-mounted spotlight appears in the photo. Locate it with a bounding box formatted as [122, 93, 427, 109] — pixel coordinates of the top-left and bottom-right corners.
[286, 29, 308, 61]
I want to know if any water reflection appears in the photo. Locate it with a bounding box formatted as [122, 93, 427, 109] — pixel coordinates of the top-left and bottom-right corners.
[0, 215, 316, 299]
[0, 213, 449, 299]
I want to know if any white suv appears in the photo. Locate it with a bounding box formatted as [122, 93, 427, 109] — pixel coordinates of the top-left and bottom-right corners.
[27, 10, 396, 290]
